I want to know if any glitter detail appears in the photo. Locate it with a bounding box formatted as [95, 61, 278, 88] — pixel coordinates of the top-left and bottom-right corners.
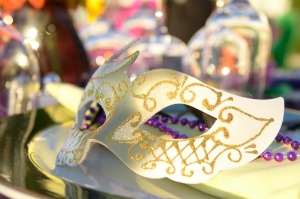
[131, 70, 233, 112]
[56, 48, 283, 184]
[107, 109, 274, 178]
[95, 81, 128, 111]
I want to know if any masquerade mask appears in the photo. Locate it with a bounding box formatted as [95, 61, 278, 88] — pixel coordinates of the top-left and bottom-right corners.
[56, 42, 284, 184]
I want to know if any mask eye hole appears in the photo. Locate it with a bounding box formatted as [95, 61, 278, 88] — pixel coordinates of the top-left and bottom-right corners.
[79, 101, 106, 130]
[143, 104, 216, 139]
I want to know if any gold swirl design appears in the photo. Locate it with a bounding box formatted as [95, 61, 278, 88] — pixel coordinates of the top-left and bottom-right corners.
[57, 113, 113, 165]
[216, 106, 274, 146]
[95, 81, 128, 111]
[108, 105, 275, 178]
[125, 133, 244, 176]
[80, 51, 138, 103]
[131, 72, 186, 112]
[131, 71, 233, 112]
[57, 126, 94, 165]
[180, 83, 233, 111]
[106, 112, 145, 143]
[117, 80, 128, 100]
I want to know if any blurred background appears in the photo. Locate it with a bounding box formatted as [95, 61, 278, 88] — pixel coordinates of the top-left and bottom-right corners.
[0, 0, 299, 118]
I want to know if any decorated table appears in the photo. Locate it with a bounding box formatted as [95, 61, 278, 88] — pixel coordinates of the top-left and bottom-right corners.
[1, 1, 300, 198]
[1, 47, 300, 199]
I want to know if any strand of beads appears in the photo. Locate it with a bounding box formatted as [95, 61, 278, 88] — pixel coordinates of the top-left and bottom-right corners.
[81, 102, 106, 130]
[261, 132, 300, 162]
[145, 114, 209, 139]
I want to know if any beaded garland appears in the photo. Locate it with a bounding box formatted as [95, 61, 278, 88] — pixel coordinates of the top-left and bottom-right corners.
[260, 132, 299, 162]
[81, 102, 106, 130]
[144, 114, 209, 139]
[81, 102, 298, 163]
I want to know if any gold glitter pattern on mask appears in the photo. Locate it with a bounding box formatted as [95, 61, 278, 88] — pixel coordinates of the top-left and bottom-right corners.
[180, 83, 233, 111]
[108, 105, 274, 178]
[95, 80, 128, 111]
[131, 72, 183, 112]
[80, 51, 138, 104]
[131, 71, 233, 112]
[106, 112, 145, 143]
[56, 124, 96, 165]
[56, 49, 283, 183]
[56, 113, 113, 165]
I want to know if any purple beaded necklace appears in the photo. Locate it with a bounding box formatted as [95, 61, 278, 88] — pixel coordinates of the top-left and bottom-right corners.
[81, 102, 106, 130]
[81, 103, 300, 163]
[144, 114, 209, 139]
[260, 132, 299, 162]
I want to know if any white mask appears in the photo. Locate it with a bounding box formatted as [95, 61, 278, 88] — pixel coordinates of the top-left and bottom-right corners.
[56, 44, 284, 184]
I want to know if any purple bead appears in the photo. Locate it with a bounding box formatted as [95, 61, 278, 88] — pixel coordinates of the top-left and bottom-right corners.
[161, 116, 169, 123]
[165, 127, 173, 135]
[275, 133, 283, 142]
[172, 130, 180, 138]
[283, 136, 292, 144]
[180, 118, 188, 125]
[189, 120, 197, 129]
[274, 152, 284, 162]
[146, 119, 154, 126]
[287, 151, 297, 161]
[291, 141, 300, 150]
[153, 120, 161, 127]
[82, 123, 89, 129]
[89, 107, 96, 113]
[96, 103, 101, 108]
[97, 116, 106, 125]
[261, 151, 272, 161]
[158, 123, 166, 131]
[198, 123, 206, 132]
[85, 115, 92, 120]
[152, 115, 159, 121]
[179, 134, 188, 139]
[171, 116, 179, 124]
